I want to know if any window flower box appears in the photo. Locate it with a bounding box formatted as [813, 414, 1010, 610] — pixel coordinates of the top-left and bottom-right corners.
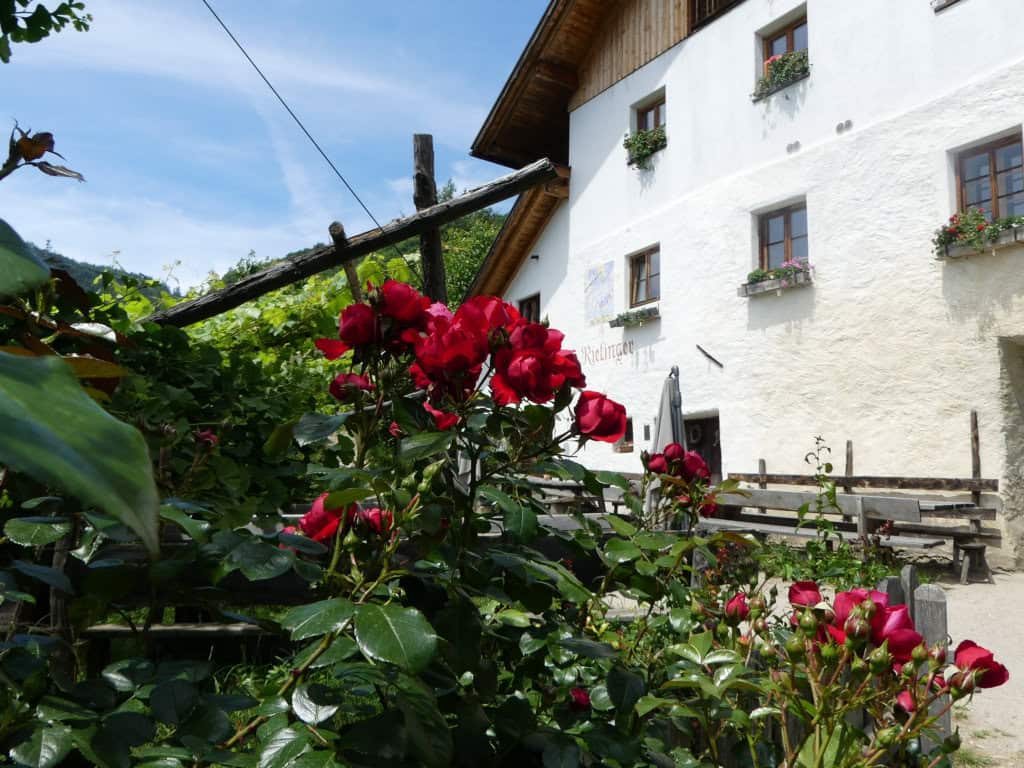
[623, 125, 667, 170]
[933, 207, 1024, 260]
[752, 50, 810, 101]
[738, 265, 813, 297]
[609, 304, 660, 328]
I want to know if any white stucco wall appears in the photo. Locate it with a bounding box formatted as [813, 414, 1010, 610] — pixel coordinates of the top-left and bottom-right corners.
[500, 0, 1024, 563]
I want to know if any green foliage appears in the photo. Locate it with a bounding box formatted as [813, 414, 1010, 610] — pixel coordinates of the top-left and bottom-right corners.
[0, 352, 160, 551]
[933, 206, 1024, 255]
[753, 49, 811, 99]
[32, 241, 174, 299]
[0, 218, 49, 298]
[623, 125, 667, 170]
[0, 1, 91, 63]
[608, 304, 659, 328]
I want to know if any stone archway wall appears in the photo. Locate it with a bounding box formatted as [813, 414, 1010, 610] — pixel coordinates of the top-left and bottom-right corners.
[998, 338, 1024, 568]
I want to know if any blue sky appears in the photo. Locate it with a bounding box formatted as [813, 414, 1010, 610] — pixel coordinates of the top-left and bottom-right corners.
[0, 0, 547, 288]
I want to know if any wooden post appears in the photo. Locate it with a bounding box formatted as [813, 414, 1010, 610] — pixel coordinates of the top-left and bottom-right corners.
[329, 222, 362, 302]
[413, 134, 447, 303]
[843, 440, 854, 522]
[757, 458, 767, 515]
[875, 575, 904, 606]
[970, 410, 981, 507]
[900, 564, 919, 622]
[915, 584, 952, 749]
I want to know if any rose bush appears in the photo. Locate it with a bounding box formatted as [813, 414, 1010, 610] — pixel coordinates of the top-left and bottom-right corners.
[0, 276, 1006, 768]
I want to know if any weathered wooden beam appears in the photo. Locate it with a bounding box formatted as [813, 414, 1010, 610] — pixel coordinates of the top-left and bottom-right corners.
[727, 472, 998, 492]
[413, 134, 447, 302]
[970, 409, 982, 506]
[534, 60, 578, 90]
[147, 158, 559, 327]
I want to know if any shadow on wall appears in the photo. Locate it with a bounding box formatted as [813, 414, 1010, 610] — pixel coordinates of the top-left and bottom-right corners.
[941, 252, 1024, 335]
[756, 77, 810, 140]
[745, 284, 816, 331]
[998, 336, 1024, 568]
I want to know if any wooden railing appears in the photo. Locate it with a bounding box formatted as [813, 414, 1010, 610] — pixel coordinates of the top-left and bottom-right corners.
[688, 0, 745, 32]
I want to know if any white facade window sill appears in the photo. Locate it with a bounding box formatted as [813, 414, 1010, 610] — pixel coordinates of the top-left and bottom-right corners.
[751, 71, 810, 103]
[608, 304, 660, 328]
[738, 271, 813, 298]
[937, 226, 1024, 260]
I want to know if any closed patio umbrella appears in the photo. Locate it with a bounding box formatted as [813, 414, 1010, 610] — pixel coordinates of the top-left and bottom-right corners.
[647, 366, 685, 524]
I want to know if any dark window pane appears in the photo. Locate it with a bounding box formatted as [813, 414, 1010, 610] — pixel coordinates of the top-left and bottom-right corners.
[997, 168, 1024, 196]
[790, 208, 808, 238]
[771, 34, 787, 56]
[639, 109, 653, 131]
[649, 250, 660, 276]
[790, 236, 808, 262]
[964, 178, 992, 207]
[1004, 192, 1024, 217]
[793, 23, 808, 51]
[996, 142, 1023, 172]
[767, 242, 785, 268]
[649, 273, 660, 300]
[962, 151, 991, 180]
[767, 214, 785, 243]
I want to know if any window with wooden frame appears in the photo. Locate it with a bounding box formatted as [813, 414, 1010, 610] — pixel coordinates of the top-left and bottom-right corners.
[763, 16, 808, 70]
[637, 98, 666, 132]
[956, 135, 1024, 220]
[759, 204, 808, 269]
[629, 248, 660, 307]
[517, 293, 541, 323]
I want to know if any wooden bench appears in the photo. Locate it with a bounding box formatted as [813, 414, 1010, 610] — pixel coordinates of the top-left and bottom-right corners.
[710, 483, 1000, 581]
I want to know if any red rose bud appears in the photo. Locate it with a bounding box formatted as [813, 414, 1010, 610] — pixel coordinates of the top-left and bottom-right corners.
[573, 391, 627, 443]
[329, 373, 373, 402]
[569, 687, 591, 711]
[378, 279, 430, 324]
[388, 421, 402, 437]
[954, 640, 1009, 688]
[663, 442, 684, 463]
[788, 580, 822, 608]
[725, 593, 749, 624]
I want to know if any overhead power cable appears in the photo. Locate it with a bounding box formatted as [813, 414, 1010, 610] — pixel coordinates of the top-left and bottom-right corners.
[199, 0, 417, 273]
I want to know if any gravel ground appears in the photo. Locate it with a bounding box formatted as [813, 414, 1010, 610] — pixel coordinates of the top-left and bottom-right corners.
[943, 570, 1024, 768]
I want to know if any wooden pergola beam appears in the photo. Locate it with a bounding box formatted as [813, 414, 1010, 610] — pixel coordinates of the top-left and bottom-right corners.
[147, 157, 559, 327]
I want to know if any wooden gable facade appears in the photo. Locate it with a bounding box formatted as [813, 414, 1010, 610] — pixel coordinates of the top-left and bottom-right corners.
[469, 0, 746, 297]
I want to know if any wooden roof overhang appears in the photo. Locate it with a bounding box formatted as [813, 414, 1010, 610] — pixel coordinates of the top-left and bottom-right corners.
[468, 166, 569, 298]
[470, 0, 610, 170]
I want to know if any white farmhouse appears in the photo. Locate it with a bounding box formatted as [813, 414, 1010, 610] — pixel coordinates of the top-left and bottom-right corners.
[467, 0, 1024, 566]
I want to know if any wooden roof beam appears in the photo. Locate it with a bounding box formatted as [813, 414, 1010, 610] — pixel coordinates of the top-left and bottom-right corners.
[147, 158, 560, 328]
[534, 60, 579, 91]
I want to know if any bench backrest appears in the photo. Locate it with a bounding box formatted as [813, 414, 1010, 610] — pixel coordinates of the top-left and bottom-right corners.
[718, 489, 921, 523]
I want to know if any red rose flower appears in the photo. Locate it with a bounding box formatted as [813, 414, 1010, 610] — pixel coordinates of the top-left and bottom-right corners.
[789, 581, 822, 608]
[954, 641, 1009, 688]
[377, 279, 430, 324]
[569, 687, 591, 711]
[832, 588, 889, 626]
[339, 302, 379, 348]
[663, 443, 685, 463]
[699, 495, 718, 517]
[680, 450, 711, 482]
[646, 453, 668, 474]
[573, 391, 627, 443]
[315, 338, 349, 360]
[896, 690, 915, 712]
[357, 507, 394, 537]
[299, 494, 357, 542]
[424, 401, 459, 431]
[389, 421, 402, 437]
[329, 373, 373, 402]
[725, 593, 750, 623]
[195, 428, 219, 447]
[977, 223, 986, 231]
